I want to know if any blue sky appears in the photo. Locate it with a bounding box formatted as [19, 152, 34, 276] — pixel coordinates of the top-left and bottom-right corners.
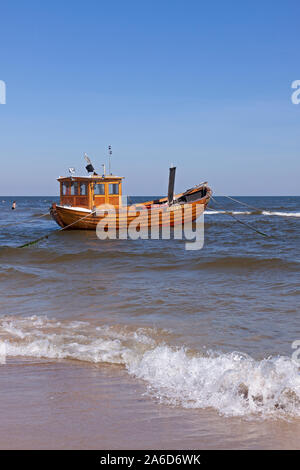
[0, 0, 299, 195]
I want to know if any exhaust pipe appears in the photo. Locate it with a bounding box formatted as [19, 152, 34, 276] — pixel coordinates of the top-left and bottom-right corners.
[168, 166, 176, 205]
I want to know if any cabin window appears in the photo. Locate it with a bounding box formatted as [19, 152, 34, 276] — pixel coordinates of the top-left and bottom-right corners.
[94, 183, 105, 195]
[80, 183, 87, 196]
[109, 183, 119, 195]
[70, 182, 79, 195]
[62, 182, 69, 195]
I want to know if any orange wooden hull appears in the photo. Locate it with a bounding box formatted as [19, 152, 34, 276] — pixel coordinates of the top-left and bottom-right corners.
[50, 188, 212, 230]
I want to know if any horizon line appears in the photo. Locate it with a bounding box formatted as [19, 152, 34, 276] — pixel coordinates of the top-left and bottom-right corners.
[1, 195, 299, 198]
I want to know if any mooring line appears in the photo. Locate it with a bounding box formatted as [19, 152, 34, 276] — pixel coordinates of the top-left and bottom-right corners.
[18, 210, 96, 248]
[210, 196, 270, 238]
[223, 195, 264, 212]
[0, 212, 50, 228]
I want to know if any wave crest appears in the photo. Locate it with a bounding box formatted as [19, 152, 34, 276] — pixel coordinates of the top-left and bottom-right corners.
[0, 316, 300, 419]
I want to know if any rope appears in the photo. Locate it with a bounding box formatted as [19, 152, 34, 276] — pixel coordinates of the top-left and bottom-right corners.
[205, 207, 224, 212]
[223, 195, 264, 212]
[18, 210, 96, 248]
[0, 212, 50, 227]
[210, 196, 270, 238]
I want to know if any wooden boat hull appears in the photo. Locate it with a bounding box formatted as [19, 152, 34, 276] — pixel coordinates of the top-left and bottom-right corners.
[50, 187, 212, 231]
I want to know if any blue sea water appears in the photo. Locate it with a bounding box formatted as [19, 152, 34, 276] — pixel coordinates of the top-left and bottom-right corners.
[0, 196, 299, 448]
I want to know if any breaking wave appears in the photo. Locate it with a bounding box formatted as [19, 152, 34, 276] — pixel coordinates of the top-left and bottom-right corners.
[0, 316, 300, 419]
[205, 210, 252, 215]
[261, 211, 300, 218]
[205, 210, 300, 218]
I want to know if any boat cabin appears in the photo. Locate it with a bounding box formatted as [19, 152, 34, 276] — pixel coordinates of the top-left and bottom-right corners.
[57, 175, 124, 210]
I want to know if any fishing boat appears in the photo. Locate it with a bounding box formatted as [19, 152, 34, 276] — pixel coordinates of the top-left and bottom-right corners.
[50, 153, 212, 231]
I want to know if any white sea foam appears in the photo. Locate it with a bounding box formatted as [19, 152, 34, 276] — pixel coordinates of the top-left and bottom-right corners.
[0, 316, 300, 419]
[205, 209, 300, 217]
[127, 347, 300, 418]
[204, 210, 224, 215]
[262, 211, 300, 218]
[0, 341, 6, 364]
[205, 210, 251, 215]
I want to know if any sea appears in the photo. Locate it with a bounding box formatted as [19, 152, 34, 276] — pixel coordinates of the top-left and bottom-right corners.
[0, 196, 299, 449]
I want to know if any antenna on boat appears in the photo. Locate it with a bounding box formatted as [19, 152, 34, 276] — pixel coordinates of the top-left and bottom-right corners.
[84, 153, 97, 175]
[102, 163, 106, 177]
[108, 145, 112, 175]
[68, 167, 75, 177]
[168, 165, 176, 205]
